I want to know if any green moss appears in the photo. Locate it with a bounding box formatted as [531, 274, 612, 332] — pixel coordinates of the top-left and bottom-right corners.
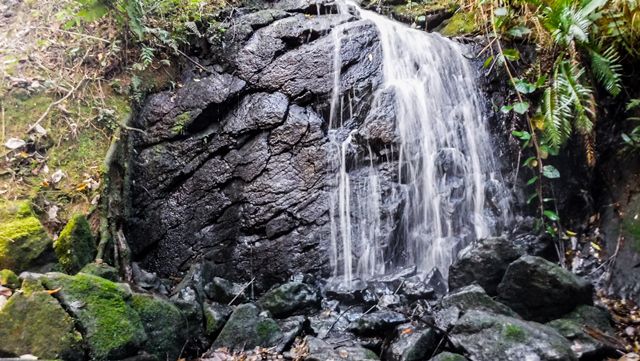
[131, 294, 187, 361]
[79, 262, 120, 282]
[256, 318, 281, 339]
[392, 0, 456, 22]
[0, 269, 19, 288]
[54, 214, 96, 273]
[0, 290, 84, 360]
[502, 323, 526, 341]
[439, 11, 478, 36]
[42, 273, 146, 360]
[0, 205, 52, 272]
[172, 112, 191, 134]
[622, 195, 640, 252]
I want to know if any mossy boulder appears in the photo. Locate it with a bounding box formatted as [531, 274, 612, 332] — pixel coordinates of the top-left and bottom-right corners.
[212, 303, 283, 350]
[42, 273, 147, 360]
[80, 262, 120, 282]
[0, 201, 53, 273]
[438, 11, 478, 36]
[131, 293, 188, 361]
[547, 305, 616, 359]
[0, 285, 84, 360]
[0, 269, 19, 288]
[54, 214, 96, 274]
[258, 281, 320, 318]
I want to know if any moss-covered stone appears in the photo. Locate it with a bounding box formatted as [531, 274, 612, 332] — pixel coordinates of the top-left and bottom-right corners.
[54, 214, 96, 274]
[430, 352, 468, 361]
[0, 200, 52, 273]
[79, 262, 120, 282]
[131, 293, 188, 361]
[213, 303, 283, 350]
[622, 193, 640, 252]
[0, 269, 19, 288]
[0, 288, 84, 360]
[439, 11, 478, 37]
[258, 281, 320, 318]
[204, 302, 232, 338]
[42, 273, 147, 360]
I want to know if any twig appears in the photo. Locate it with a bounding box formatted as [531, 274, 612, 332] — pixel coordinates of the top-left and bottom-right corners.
[175, 48, 211, 74]
[27, 77, 87, 133]
[40, 27, 111, 43]
[1, 105, 4, 144]
[228, 277, 255, 305]
[323, 304, 360, 338]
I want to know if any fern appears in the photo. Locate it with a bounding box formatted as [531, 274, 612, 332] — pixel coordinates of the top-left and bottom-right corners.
[589, 46, 623, 96]
[557, 61, 595, 134]
[541, 84, 572, 147]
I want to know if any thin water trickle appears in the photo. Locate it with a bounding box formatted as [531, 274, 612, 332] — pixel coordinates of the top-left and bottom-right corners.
[328, 2, 513, 286]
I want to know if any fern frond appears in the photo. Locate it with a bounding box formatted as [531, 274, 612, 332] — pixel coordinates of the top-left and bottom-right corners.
[590, 47, 623, 96]
[542, 85, 572, 147]
[557, 61, 595, 134]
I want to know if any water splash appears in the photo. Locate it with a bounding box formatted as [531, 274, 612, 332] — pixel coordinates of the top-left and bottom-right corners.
[328, 2, 512, 285]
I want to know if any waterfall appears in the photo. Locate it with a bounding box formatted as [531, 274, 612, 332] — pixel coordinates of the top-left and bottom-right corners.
[328, 2, 512, 286]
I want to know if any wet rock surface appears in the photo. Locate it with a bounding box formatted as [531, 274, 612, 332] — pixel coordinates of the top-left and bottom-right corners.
[124, 1, 384, 289]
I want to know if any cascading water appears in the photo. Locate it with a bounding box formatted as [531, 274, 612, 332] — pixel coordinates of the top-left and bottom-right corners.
[328, 2, 513, 286]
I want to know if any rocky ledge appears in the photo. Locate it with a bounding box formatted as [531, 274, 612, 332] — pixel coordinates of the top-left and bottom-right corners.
[0, 235, 625, 361]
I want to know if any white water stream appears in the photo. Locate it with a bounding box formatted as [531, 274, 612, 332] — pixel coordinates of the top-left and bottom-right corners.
[328, 2, 512, 285]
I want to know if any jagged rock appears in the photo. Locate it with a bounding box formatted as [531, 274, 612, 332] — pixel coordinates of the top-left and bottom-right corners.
[53, 214, 95, 274]
[171, 263, 207, 303]
[172, 298, 207, 352]
[204, 302, 232, 339]
[325, 278, 376, 304]
[347, 309, 408, 336]
[80, 262, 120, 282]
[131, 293, 188, 361]
[497, 255, 593, 322]
[0, 282, 83, 360]
[547, 305, 617, 359]
[42, 273, 147, 360]
[277, 315, 308, 351]
[204, 277, 247, 304]
[450, 309, 577, 361]
[302, 336, 379, 361]
[258, 281, 320, 318]
[0, 200, 53, 273]
[400, 268, 447, 301]
[448, 236, 522, 295]
[429, 352, 468, 361]
[212, 303, 283, 350]
[384, 323, 439, 361]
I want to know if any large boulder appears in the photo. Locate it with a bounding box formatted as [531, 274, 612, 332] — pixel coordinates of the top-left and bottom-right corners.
[448, 236, 522, 295]
[0, 200, 53, 273]
[54, 214, 96, 274]
[441, 284, 518, 317]
[497, 256, 593, 322]
[258, 281, 320, 318]
[42, 273, 147, 360]
[212, 303, 283, 350]
[547, 305, 617, 359]
[0, 283, 84, 360]
[430, 352, 468, 361]
[80, 262, 120, 282]
[450, 309, 577, 361]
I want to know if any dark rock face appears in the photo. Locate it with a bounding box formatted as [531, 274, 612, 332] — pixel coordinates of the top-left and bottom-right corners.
[497, 256, 593, 322]
[384, 323, 439, 361]
[124, 3, 383, 288]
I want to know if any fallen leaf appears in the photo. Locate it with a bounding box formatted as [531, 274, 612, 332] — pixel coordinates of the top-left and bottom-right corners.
[51, 169, 65, 184]
[0, 285, 12, 297]
[45, 287, 61, 295]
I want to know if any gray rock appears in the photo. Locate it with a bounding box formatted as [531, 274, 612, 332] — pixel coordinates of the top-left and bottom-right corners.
[212, 303, 283, 350]
[302, 336, 379, 361]
[384, 323, 439, 361]
[347, 310, 408, 336]
[450, 309, 577, 361]
[429, 352, 468, 361]
[497, 256, 593, 322]
[546, 305, 617, 360]
[448, 236, 522, 295]
[276, 315, 308, 351]
[258, 281, 320, 318]
[204, 277, 247, 304]
[441, 284, 518, 317]
[203, 302, 232, 339]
